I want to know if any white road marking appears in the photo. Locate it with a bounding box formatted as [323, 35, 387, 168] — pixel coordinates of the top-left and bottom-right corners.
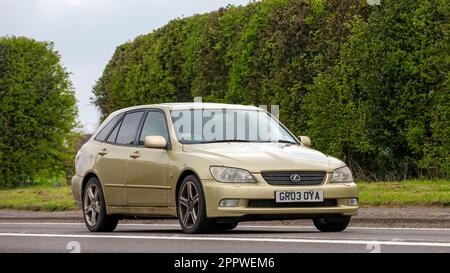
[243, 225, 450, 232]
[0, 222, 449, 231]
[0, 232, 448, 248]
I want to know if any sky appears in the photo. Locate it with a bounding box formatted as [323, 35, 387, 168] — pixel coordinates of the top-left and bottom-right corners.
[0, 0, 251, 133]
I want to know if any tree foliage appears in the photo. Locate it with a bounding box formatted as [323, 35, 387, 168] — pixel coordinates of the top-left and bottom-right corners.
[0, 36, 78, 187]
[93, 0, 449, 180]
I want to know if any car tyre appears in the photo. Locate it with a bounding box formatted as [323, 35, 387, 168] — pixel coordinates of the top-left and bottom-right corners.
[313, 216, 351, 232]
[83, 177, 119, 232]
[177, 175, 214, 234]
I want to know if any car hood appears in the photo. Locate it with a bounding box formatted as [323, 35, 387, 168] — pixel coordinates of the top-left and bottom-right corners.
[182, 142, 345, 172]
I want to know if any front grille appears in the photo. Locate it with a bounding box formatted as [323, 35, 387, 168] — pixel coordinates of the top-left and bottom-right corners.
[247, 199, 337, 208]
[261, 171, 326, 186]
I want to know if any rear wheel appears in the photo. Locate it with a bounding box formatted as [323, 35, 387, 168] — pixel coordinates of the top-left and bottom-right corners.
[313, 216, 351, 232]
[177, 175, 214, 234]
[83, 177, 118, 232]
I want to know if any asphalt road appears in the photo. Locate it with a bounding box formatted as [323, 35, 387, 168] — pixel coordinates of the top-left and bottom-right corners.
[0, 222, 449, 253]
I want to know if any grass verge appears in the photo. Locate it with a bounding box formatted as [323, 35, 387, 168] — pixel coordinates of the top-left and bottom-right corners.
[0, 186, 77, 211]
[357, 179, 449, 207]
[0, 180, 448, 211]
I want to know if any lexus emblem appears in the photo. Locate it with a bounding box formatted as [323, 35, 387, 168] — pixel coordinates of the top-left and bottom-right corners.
[290, 174, 301, 183]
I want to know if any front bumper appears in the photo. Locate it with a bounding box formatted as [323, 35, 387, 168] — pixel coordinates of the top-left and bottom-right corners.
[202, 173, 358, 219]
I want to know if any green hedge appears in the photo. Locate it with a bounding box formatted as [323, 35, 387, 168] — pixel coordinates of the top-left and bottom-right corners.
[0, 37, 78, 188]
[93, 0, 449, 180]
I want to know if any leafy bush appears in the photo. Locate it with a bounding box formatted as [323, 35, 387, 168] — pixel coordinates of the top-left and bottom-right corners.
[0, 36, 78, 188]
[92, 0, 449, 180]
[304, 0, 449, 179]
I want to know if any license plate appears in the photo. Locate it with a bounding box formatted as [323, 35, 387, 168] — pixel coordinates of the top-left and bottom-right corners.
[275, 190, 324, 203]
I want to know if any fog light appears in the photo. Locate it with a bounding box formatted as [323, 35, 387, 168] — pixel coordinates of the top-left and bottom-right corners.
[348, 198, 358, 206]
[219, 199, 239, 207]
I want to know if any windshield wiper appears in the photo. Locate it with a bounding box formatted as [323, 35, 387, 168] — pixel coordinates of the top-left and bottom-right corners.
[200, 139, 253, 144]
[275, 140, 298, 144]
[198, 139, 297, 144]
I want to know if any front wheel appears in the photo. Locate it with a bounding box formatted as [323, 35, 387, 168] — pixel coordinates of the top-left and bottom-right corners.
[313, 216, 351, 232]
[177, 175, 214, 234]
[82, 177, 118, 232]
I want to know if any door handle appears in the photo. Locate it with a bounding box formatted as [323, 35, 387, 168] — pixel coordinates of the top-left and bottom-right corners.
[129, 151, 141, 159]
[98, 149, 107, 156]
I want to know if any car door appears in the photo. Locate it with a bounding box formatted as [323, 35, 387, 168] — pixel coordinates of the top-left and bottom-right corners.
[126, 109, 170, 207]
[95, 111, 145, 207]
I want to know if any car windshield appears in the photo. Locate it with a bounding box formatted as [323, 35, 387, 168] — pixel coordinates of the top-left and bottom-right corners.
[170, 109, 298, 144]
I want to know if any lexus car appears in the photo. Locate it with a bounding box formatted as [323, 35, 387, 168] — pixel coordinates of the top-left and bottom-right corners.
[71, 103, 358, 233]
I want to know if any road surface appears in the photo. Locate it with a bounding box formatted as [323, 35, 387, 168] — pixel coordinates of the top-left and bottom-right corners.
[0, 222, 449, 253]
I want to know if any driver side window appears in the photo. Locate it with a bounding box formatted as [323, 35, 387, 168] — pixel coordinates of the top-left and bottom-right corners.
[139, 110, 169, 145]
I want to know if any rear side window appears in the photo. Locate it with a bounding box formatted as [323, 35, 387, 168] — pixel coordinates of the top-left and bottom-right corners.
[106, 120, 121, 143]
[95, 113, 123, 142]
[116, 111, 144, 145]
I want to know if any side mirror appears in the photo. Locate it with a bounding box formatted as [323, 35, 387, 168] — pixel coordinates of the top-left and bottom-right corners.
[144, 135, 167, 149]
[299, 136, 311, 147]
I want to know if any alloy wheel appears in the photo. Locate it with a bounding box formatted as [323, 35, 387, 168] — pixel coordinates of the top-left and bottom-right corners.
[84, 184, 100, 226]
[179, 180, 199, 229]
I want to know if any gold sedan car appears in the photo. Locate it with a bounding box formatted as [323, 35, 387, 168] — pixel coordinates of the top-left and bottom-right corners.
[72, 103, 358, 233]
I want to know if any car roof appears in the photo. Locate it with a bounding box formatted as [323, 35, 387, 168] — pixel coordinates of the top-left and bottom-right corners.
[161, 102, 260, 110]
[111, 102, 261, 114]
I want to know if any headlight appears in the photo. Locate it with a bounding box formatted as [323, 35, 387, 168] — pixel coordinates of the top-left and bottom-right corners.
[331, 167, 354, 183]
[210, 166, 256, 183]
